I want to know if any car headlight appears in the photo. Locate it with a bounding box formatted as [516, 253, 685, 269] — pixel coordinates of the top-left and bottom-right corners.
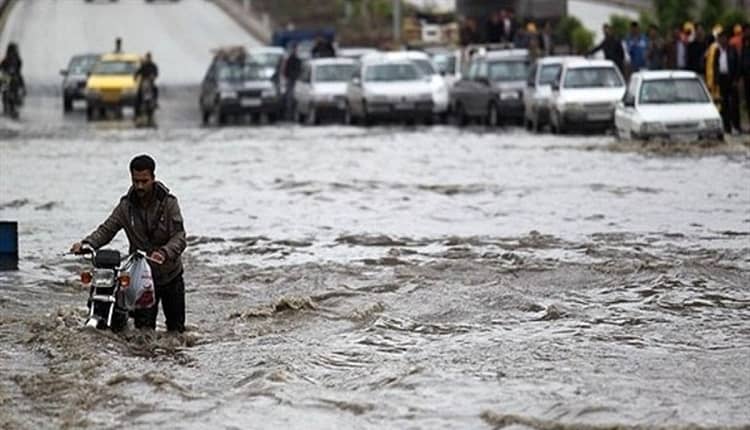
[640, 122, 665, 133]
[500, 91, 520, 100]
[220, 90, 238, 99]
[704, 119, 722, 129]
[262, 89, 276, 98]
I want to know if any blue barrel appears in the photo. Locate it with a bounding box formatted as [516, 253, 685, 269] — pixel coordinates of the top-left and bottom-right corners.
[0, 221, 18, 270]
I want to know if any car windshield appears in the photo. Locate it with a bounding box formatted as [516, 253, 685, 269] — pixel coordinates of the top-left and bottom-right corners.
[411, 59, 436, 75]
[564, 67, 623, 88]
[489, 60, 528, 82]
[539, 64, 561, 85]
[364, 63, 421, 82]
[639, 78, 710, 104]
[91, 60, 138, 75]
[69, 56, 99, 75]
[248, 52, 282, 68]
[432, 54, 456, 74]
[315, 64, 356, 82]
[217, 62, 267, 81]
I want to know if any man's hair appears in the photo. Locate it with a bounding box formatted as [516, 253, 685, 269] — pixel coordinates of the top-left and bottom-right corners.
[631, 21, 639, 28]
[130, 154, 156, 176]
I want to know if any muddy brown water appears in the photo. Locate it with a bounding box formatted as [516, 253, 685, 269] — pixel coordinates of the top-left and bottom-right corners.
[1, 103, 749, 429]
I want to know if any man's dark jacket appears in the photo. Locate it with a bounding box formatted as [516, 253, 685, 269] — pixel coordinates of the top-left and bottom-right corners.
[83, 182, 186, 285]
[588, 36, 625, 71]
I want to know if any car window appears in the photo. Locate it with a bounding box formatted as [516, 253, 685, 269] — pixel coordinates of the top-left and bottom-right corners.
[248, 52, 282, 68]
[314, 64, 356, 82]
[638, 78, 710, 104]
[467, 61, 479, 80]
[411, 58, 436, 75]
[217, 62, 267, 81]
[69, 56, 99, 75]
[432, 54, 456, 74]
[91, 60, 138, 75]
[488, 60, 527, 82]
[539, 64, 561, 86]
[364, 63, 421, 82]
[477, 60, 488, 80]
[563, 67, 624, 88]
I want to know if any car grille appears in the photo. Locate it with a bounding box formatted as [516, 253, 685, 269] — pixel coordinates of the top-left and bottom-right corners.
[240, 90, 262, 98]
[100, 89, 121, 101]
[666, 122, 700, 131]
[583, 102, 612, 110]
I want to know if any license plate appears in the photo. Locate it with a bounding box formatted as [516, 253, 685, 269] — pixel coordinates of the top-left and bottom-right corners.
[395, 102, 414, 110]
[588, 112, 611, 121]
[241, 98, 261, 107]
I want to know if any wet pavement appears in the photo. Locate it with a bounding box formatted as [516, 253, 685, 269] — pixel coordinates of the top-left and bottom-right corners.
[1, 97, 749, 428]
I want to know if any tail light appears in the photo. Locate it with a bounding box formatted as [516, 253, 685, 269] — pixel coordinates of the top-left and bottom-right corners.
[80, 271, 93, 285]
[118, 273, 131, 289]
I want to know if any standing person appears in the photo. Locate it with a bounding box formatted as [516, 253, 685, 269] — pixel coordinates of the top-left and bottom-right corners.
[626, 21, 648, 73]
[687, 24, 707, 76]
[740, 25, 750, 131]
[540, 21, 555, 57]
[70, 155, 187, 332]
[0, 42, 25, 97]
[134, 52, 159, 115]
[500, 9, 515, 43]
[114, 37, 122, 53]
[486, 12, 502, 44]
[674, 27, 687, 69]
[646, 25, 665, 70]
[281, 43, 302, 120]
[311, 36, 335, 58]
[714, 31, 741, 134]
[588, 24, 625, 75]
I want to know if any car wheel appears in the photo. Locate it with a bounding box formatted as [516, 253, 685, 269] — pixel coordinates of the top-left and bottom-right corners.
[524, 116, 532, 131]
[63, 97, 73, 113]
[344, 103, 355, 125]
[361, 102, 371, 126]
[201, 109, 211, 125]
[455, 103, 468, 126]
[86, 105, 94, 120]
[217, 110, 228, 125]
[306, 106, 317, 126]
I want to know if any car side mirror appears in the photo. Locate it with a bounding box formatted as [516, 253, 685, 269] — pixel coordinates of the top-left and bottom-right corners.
[60, 69, 68, 77]
[624, 95, 635, 107]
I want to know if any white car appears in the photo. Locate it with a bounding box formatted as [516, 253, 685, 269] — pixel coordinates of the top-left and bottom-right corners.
[548, 59, 626, 134]
[614, 70, 724, 140]
[293, 58, 358, 124]
[379, 51, 450, 119]
[344, 56, 434, 125]
[523, 56, 581, 132]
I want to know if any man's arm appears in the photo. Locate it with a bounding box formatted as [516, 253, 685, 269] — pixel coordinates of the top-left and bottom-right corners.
[587, 39, 605, 56]
[159, 197, 187, 261]
[83, 203, 126, 249]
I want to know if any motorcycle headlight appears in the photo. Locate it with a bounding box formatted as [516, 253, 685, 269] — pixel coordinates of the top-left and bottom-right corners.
[704, 118, 722, 129]
[640, 122, 665, 133]
[220, 90, 238, 99]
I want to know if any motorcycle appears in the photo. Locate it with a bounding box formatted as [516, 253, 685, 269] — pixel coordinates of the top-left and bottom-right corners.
[135, 77, 157, 127]
[74, 246, 157, 331]
[0, 71, 20, 119]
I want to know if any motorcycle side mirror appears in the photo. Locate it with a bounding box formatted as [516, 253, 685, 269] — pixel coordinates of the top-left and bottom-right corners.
[60, 69, 68, 77]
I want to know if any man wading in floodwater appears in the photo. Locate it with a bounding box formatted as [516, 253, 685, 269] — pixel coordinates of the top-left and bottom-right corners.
[70, 155, 187, 332]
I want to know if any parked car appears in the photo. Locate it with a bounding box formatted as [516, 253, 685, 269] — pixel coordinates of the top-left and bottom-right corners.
[450, 49, 529, 126]
[84, 53, 140, 120]
[548, 59, 626, 134]
[293, 57, 357, 124]
[199, 50, 281, 125]
[60, 53, 100, 112]
[380, 51, 449, 121]
[523, 55, 580, 132]
[614, 70, 723, 141]
[344, 56, 434, 125]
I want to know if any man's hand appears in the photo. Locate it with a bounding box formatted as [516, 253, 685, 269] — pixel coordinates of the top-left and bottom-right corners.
[70, 242, 83, 254]
[149, 250, 165, 264]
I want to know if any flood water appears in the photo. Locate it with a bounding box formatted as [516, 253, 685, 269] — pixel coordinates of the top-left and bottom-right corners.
[1, 98, 749, 429]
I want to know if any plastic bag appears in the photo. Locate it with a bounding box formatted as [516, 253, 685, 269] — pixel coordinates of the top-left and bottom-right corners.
[119, 256, 155, 310]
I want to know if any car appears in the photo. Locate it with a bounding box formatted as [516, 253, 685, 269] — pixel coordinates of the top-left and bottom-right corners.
[523, 56, 581, 132]
[199, 48, 281, 125]
[450, 49, 529, 126]
[84, 52, 140, 120]
[344, 56, 434, 125]
[614, 70, 723, 141]
[293, 57, 357, 125]
[548, 58, 626, 134]
[60, 53, 100, 112]
[379, 51, 450, 120]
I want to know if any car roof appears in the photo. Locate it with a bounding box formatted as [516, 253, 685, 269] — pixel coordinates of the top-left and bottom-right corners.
[633, 70, 698, 80]
[248, 46, 284, 54]
[100, 53, 141, 62]
[308, 57, 357, 66]
[381, 51, 430, 61]
[536, 55, 582, 65]
[483, 49, 528, 60]
[563, 58, 616, 69]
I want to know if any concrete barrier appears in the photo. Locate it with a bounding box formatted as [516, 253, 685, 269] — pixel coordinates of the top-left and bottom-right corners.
[0, 221, 18, 270]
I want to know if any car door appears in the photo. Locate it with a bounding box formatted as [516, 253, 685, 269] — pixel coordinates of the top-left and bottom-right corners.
[451, 60, 477, 113]
[616, 76, 639, 134]
[469, 59, 490, 117]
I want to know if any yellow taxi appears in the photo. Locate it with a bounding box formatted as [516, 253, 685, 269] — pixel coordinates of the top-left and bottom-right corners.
[85, 53, 141, 119]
